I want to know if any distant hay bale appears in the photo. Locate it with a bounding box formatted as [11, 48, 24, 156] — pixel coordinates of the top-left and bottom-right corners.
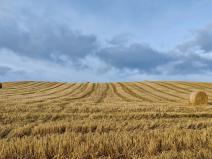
[189, 91, 208, 106]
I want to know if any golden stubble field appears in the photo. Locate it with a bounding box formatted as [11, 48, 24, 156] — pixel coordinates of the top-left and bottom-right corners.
[0, 81, 212, 159]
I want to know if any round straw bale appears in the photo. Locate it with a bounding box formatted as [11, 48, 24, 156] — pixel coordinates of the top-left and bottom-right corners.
[189, 91, 208, 106]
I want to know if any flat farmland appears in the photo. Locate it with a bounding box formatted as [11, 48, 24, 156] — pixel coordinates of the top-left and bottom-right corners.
[0, 81, 212, 159]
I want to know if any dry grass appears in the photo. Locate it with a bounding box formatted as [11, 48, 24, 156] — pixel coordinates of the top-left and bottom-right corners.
[0, 81, 212, 159]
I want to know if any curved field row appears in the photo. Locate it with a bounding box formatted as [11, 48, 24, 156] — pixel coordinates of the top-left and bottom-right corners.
[25, 83, 75, 99]
[95, 83, 110, 103]
[160, 82, 191, 94]
[154, 82, 189, 95]
[137, 82, 178, 102]
[88, 83, 101, 103]
[3, 81, 42, 88]
[133, 83, 170, 102]
[0, 83, 84, 106]
[0, 83, 92, 114]
[5, 81, 54, 90]
[1, 81, 212, 104]
[69, 82, 100, 103]
[144, 81, 187, 101]
[179, 82, 212, 92]
[63, 82, 96, 101]
[0, 82, 61, 97]
[21, 83, 88, 104]
[198, 82, 212, 90]
[99, 83, 129, 103]
[153, 81, 212, 102]
[141, 82, 188, 102]
[150, 82, 188, 100]
[5, 83, 64, 96]
[0, 83, 72, 100]
[110, 83, 134, 102]
[175, 82, 212, 102]
[175, 82, 212, 97]
[165, 82, 204, 95]
[118, 82, 153, 102]
[165, 81, 212, 97]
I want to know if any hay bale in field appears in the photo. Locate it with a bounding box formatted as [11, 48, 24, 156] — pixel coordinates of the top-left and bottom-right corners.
[189, 91, 208, 106]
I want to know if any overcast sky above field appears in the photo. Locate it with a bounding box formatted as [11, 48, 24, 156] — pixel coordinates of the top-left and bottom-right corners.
[1, 0, 212, 82]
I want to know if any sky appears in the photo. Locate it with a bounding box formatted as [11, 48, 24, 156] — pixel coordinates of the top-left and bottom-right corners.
[1, 0, 212, 82]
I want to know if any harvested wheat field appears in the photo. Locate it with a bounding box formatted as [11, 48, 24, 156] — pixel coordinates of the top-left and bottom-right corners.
[0, 81, 212, 159]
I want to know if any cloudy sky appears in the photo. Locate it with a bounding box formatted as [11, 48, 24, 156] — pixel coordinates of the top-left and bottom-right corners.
[1, 0, 212, 82]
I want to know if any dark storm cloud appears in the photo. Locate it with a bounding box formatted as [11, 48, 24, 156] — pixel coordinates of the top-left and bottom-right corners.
[1, 12, 212, 76]
[0, 1, 173, 74]
[97, 25, 212, 75]
[0, 66, 12, 75]
[169, 55, 209, 75]
[177, 25, 212, 54]
[0, 65, 25, 79]
[0, 20, 98, 61]
[0, 0, 99, 62]
[97, 43, 173, 74]
[169, 25, 212, 74]
[195, 25, 212, 52]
